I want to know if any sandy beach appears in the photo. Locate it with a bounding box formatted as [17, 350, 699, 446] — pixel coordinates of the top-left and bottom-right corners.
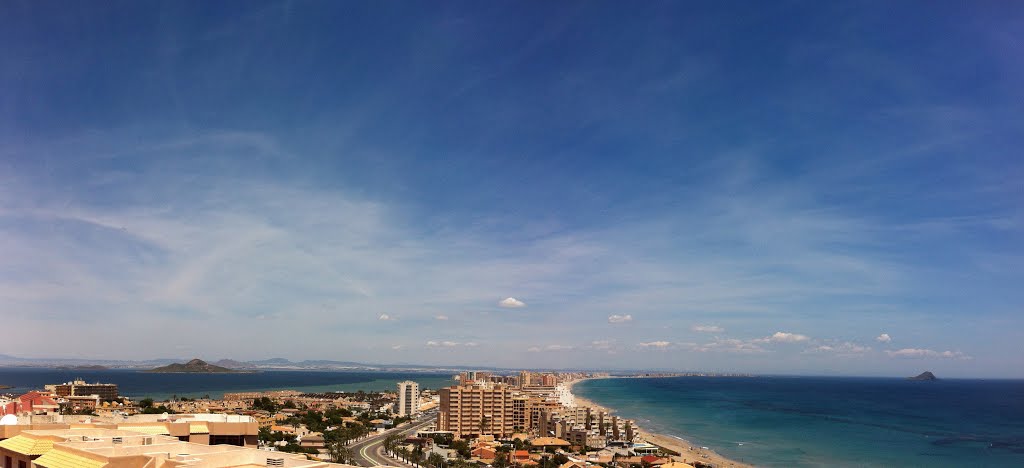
[567, 378, 754, 468]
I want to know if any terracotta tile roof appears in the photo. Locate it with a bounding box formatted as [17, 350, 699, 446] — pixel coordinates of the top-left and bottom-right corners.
[0, 434, 56, 456]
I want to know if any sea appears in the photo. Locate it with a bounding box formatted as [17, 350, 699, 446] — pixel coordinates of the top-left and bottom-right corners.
[573, 376, 1024, 467]
[0, 368, 454, 401]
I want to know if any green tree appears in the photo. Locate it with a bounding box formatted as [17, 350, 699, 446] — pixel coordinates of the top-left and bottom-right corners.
[384, 433, 404, 456]
[327, 441, 352, 464]
[493, 451, 510, 468]
[450, 439, 471, 459]
[139, 398, 154, 409]
[427, 452, 446, 468]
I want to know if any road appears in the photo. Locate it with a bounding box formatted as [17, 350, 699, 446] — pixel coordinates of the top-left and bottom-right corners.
[349, 414, 436, 467]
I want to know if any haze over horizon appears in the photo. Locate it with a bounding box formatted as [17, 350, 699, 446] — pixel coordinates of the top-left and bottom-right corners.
[1, 2, 1021, 378]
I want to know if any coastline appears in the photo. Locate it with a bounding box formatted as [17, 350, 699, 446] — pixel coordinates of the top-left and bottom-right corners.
[567, 377, 754, 468]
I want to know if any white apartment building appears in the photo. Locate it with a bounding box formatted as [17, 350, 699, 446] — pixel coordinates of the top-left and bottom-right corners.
[397, 381, 420, 417]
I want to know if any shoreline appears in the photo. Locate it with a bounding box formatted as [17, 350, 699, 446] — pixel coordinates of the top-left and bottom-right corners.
[567, 377, 754, 468]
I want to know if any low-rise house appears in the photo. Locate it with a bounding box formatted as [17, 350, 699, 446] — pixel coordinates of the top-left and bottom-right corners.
[300, 434, 326, 450]
[510, 450, 532, 464]
[640, 455, 669, 465]
[470, 446, 496, 461]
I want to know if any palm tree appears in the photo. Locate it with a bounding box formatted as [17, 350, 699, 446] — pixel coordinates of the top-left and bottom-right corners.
[427, 452, 445, 468]
[327, 441, 352, 464]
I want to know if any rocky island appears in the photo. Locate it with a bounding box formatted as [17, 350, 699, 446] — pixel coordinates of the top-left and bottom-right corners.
[145, 358, 249, 373]
[908, 371, 937, 381]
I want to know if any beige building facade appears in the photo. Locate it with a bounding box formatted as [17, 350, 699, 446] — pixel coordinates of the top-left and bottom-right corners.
[437, 384, 514, 438]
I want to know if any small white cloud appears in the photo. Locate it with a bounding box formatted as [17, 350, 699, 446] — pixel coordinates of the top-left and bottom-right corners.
[427, 340, 474, 348]
[545, 344, 574, 351]
[608, 314, 633, 323]
[527, 346, 541, 353]
[876, 333, 892, 343]
[435, 315, 449, 321]
[765, 331, 810, 343]
[886, 348, 970, 359]
[638, 341, 672, 348]
[378, 314, 392, 321]
[499, 297, 526, 308]
[590, 340, 615, 350]
[391, 345, 404, 350]
[692, 325, 724, 333]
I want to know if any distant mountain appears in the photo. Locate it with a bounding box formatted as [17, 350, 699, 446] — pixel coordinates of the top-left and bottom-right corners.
[145, 359, 247, 373]
[55, 365, 109, 370]
[251, 358, 293, 365]
[908, 371, 937, 381]
[212, 359, 255, 369]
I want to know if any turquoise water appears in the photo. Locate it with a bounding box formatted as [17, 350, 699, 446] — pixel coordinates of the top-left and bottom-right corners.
[574, 376, 1024, 467]
[0, 368, 454, 400]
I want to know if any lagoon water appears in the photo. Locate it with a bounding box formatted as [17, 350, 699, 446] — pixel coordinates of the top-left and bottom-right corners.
[0, 367, 454, 401]
[574, 376, 1024, 467]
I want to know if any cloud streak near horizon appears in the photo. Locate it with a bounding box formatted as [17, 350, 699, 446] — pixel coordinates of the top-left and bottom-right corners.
[0, 1, 1020, 376]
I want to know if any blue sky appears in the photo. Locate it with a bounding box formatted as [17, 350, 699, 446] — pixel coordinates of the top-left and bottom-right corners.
[1, 1, 1021, 377]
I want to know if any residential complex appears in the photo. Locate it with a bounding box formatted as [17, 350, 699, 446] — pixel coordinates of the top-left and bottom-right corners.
[46, 380, 119, 402]
[436, 383, 515, 438]
[0, 428, 345, 468]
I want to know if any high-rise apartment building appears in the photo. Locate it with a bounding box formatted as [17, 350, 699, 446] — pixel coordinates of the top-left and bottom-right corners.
[437, 383, 514, 438]
[396, 381, 419, 417]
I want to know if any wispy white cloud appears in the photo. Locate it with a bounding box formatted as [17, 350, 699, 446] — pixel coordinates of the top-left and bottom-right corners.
[876, 333, 892, 343]
[807, 342, 871, 355]
[426, 340, 467, 348]
[691, 338, 767, 354]
[638, 341, 672, 349]
[0, 128, 1001, 371]
[499, 297, 526, 308]
[435, 315, 449, 321]
[886, 348, 970, 359]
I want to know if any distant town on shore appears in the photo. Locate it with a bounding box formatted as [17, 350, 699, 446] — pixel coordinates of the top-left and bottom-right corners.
[1, 367, 750, 468]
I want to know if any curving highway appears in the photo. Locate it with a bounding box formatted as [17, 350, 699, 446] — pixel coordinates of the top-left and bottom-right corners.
[349, 413, 436, 467]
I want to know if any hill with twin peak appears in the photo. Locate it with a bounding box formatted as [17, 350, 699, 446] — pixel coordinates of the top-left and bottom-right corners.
[145, 358, 249, 373]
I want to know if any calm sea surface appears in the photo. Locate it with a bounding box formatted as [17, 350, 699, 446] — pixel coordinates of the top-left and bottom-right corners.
[574, 376, 1024, 467]
[0, 368, 454, 400]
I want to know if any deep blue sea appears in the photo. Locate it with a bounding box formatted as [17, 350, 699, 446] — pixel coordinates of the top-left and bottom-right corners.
[0, 368, 454, 401]
[574, 376, 1024, 467]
